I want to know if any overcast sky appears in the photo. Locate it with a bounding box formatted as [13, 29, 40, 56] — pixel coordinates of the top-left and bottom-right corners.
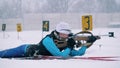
[0, 0, 120, 18]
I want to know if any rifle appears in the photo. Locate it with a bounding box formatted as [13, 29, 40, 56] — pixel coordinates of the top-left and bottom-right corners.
[55, 31, 114, 48]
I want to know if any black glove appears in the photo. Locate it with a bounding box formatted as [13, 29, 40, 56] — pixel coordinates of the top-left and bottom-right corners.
[87, 36, 97, 43]
[67, 38, 76, 49]
[68, 33, 74, 37]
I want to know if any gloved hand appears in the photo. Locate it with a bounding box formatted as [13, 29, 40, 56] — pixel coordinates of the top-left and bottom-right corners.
[67, 38, 76, 49]
[87, 36, 97, 43]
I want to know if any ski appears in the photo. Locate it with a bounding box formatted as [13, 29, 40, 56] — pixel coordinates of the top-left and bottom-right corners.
[12, 55, 120, 61]
[71, 56, 120, 61]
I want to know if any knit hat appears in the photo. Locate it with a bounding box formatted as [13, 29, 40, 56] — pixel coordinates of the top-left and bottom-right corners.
[55, 22, 71, 34]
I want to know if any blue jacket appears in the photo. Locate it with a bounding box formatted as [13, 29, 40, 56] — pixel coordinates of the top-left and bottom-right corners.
[38, 35, 87, 57]
[42, 36, 71, 57]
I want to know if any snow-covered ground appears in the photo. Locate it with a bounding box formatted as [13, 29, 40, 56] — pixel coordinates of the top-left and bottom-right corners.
[0, 28, 120, 68]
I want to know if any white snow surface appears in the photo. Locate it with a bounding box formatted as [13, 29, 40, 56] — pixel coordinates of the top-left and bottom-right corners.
[0, 28, 120, 68]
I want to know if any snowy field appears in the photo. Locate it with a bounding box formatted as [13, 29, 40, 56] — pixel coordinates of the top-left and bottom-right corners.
[0, 28, 120, 68]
